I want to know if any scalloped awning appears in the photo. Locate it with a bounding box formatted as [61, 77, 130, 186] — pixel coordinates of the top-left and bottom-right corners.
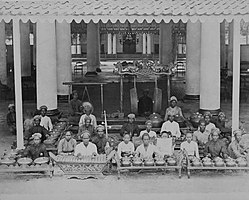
[0, 0, 249, 23]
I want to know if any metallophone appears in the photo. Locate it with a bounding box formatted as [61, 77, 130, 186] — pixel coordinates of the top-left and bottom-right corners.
[115, 151, 185, 180]
[0, 157, 54, 178]
[183, 150, 249, 179]
[49, 151, 115, 179]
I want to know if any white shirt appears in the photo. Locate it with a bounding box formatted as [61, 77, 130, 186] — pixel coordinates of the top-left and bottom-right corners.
[160, 120, 181, 138]
[74, 142, 98, 156]
[136, 144, 161, 159]
[40, 115, 53, 131]
[117, 141, 135, 158]
[205, 122, 216, 133]
[180, 141, 199, 159]
[140, 130, 157, 138]
[79, 114, 97, 128]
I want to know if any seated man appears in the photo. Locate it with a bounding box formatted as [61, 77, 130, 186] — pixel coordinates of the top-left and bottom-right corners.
[79, 102, 97, 129]
[164, 96, 184, 121]
[120, 113, 139, 138]
[7, 104, 16, 135]
[160, 114, 181, 138]
[92, 125, 110, 154]
[180, 133, 200, 160]
[139, 120, 157, 139]
[26, 115, 48, 143]
[117, 133, 135, 158]
[69, 90, 83, 123]
[78, 116, 96, 138]
[138, 89, 153, 117]
[57, 131, 77, 155]
[74, 131, 98, 157]
[136, 133, 161, 159]
[204, 128, 228, 159]
[193, 119, 211, 147]
[203, 112, 216, 133]
[228, 129, 249, 159]
[23, 133, 48, 160]
[39, 105, 53, 131]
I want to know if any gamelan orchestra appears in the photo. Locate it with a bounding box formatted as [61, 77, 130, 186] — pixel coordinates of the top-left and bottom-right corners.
[2, 91, 249, 179]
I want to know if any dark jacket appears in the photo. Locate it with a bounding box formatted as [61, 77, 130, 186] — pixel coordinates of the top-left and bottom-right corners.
[27, 125, 48, 142]
[120, 123, 140, 137]
[23, 143, 48, 160]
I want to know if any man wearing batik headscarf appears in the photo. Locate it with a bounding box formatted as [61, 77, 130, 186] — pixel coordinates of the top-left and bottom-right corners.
[26, 115, 48, 143]
[23, 133, 48, 160]
[164, 96, 184, 121]
[92, 125, 110, 154]
[120, 113, 139, 138]
[78, 115, 96, 138]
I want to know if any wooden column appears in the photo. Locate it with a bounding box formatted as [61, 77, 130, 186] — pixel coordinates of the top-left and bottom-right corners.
[199, 19, 220, 115]
[147, 34, 151, 54]
[142, 33, 146, 54]
[228, 21, 234, 73]
[0, 20, 7, 84]
[159, 21, 173, 65]
[86, 21, 100, 76]
[232, 19, 241, 138]
[107, 33, 112, 54]
[112, 34, 117, 55]
[185, 21, 201, 100]
[32, 23, 36, 68]
[13, 19, 24, 149]
[56, 21, 72, 96]
[37, 21, 58, 114]
[220, 21, 227, 68]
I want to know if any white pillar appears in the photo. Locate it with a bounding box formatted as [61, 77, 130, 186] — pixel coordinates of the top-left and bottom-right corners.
[107, 33, 112, 54]
[20, 21, 31, 76]
[0, 20, 7, 85]
[37, 21, 57, 111]
[142, 33, 146, 54]
[147, 34, 151, 54]
[112, 34, 117, 54]
[76, 33, 81, 54]
[13, 19, 24, 149]
[200, 19, 220, 114]
[56, 21, 72, 96]
[232, 19, 241, 137]
[228, 21, 233, 73]
[185, 21, 201, 100]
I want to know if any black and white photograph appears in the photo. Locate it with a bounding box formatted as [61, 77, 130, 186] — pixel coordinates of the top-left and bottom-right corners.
[0, 0, 249, 199]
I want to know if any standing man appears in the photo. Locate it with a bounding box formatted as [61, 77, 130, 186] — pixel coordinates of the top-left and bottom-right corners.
[69, 90, 83, 123]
